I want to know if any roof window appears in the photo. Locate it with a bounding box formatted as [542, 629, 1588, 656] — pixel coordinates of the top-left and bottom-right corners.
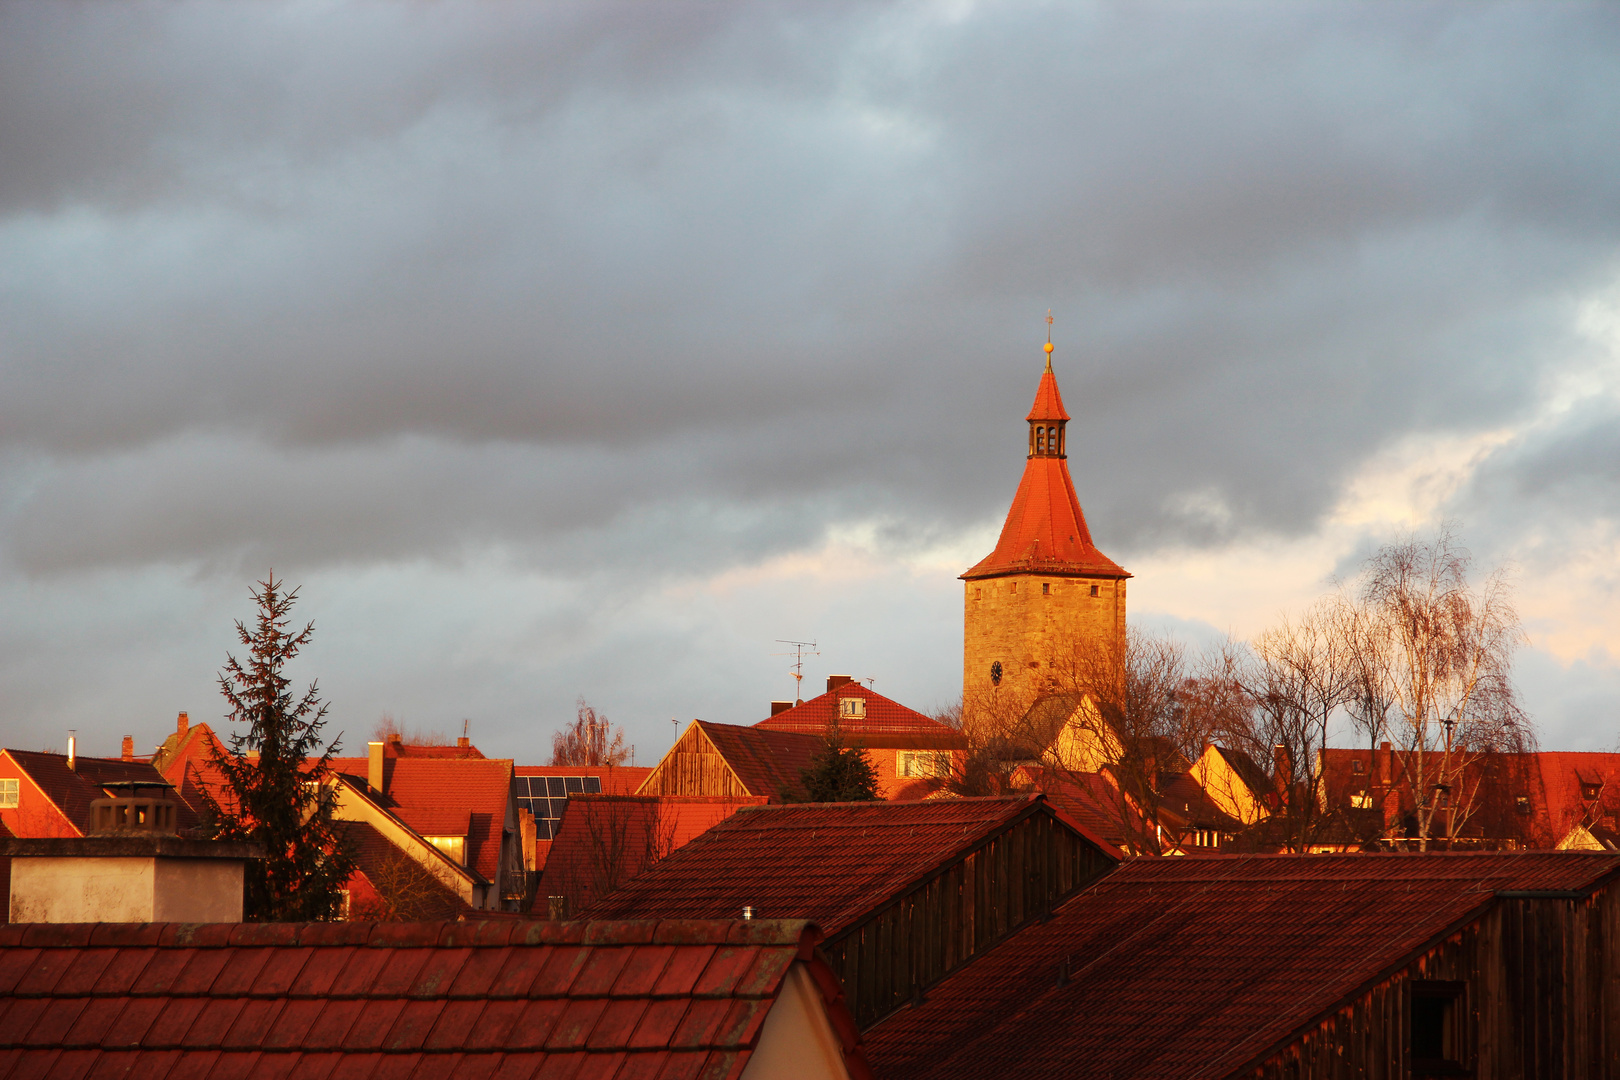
[839, 697, 867, 719]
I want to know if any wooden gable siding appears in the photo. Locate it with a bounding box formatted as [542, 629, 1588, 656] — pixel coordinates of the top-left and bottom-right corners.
[1246, 882, 1620, 1079]
[637, 726, 753, 798]
[823, 806, 1115, 1030]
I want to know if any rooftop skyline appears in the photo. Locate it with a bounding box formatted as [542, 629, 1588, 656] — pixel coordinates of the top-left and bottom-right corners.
[3, 2, 1618, 762]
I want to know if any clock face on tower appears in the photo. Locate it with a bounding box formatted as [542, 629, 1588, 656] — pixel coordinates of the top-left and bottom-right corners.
[990, 661, 1003, 686]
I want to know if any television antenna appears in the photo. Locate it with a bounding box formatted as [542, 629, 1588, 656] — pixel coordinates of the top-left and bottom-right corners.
[773, 639, 819, 703]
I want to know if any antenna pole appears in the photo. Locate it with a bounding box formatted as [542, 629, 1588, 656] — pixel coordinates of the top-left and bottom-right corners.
[773, 639, 819, 704]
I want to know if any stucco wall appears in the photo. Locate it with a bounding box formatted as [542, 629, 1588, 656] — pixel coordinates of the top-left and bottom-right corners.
[152, 858, 246, 922]
[10, 856, 245, 923]
[740, 963, 851, 1080]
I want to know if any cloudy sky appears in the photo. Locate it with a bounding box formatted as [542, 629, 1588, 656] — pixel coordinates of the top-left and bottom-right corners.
[3, 1, 1619, 764]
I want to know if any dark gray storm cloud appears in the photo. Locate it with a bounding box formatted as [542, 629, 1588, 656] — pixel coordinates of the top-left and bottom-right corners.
[3, 1, 1618, 752]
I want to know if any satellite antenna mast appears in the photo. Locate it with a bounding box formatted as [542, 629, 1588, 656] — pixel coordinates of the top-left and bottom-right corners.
[773, 639, 819, 704]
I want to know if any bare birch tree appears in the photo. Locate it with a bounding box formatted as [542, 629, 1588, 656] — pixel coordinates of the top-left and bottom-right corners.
[1226, 599, 1354, 852]
[1357, 528, 1533, 848]
[551, 697, 630, 766]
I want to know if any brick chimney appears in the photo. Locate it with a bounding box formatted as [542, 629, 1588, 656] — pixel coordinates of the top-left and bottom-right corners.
[1272, 744, 1291, 794]
[176, 712, 189, 738]
[1378, 741, 1393, 787]
[826, 674, 854, 693]
[121, 736, 135, 761]
[368, 741, 386, 795]
[456, 736, 470, 748]
[770, 701, 793, 716]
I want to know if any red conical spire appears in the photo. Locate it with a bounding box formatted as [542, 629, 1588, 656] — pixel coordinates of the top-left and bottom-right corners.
[962, 347, 1126, 581]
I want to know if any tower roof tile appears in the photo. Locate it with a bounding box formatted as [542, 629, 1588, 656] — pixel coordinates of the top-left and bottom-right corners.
[964, 361, 1125, 581]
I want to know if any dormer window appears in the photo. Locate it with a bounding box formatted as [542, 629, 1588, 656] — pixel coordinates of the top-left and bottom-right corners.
[425, 835, 466, 865]
[839, 697, 866, 719]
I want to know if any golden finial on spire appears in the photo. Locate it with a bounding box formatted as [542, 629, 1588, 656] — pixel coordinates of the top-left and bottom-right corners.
[1044, 310, 1054, 371]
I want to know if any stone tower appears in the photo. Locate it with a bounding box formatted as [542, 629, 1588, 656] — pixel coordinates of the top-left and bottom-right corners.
[961, 345, 1129, 717]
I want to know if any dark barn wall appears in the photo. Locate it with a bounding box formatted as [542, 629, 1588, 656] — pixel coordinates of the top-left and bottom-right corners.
[1248, 880, 1620, 1079]
[824, 808, 1115, 1029]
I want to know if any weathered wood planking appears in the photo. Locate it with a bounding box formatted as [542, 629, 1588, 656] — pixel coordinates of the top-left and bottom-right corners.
[1243, 881, 1620, 1079]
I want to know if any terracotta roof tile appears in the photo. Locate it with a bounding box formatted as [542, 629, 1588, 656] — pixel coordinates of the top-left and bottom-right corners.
[0, 920, 867, 1080]
[865, 851, 1620, 1080]
[754, 685, 958, 741]
[581, 796, 1075, 935]
[538, 796, 768, 917]
[961, 364, 1124, 581]
[687, 725, 819, 801]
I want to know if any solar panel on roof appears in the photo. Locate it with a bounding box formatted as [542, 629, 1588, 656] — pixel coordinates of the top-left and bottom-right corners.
[517, 775, 603, 841]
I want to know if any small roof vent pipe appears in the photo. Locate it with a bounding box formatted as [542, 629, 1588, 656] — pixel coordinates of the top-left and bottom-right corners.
[742, 906, 754, 920]
[67, 730, 77, 771]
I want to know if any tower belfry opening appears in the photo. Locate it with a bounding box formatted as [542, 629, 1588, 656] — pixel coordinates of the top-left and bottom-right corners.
[961, 329, 1129, 717]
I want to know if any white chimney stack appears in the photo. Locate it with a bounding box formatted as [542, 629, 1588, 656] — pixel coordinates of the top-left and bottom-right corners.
[66, 730, 76, 771]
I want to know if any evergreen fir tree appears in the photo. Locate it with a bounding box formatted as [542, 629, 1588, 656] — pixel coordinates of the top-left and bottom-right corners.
[795, 719, 881, 802]
[196, 574, 355, 921]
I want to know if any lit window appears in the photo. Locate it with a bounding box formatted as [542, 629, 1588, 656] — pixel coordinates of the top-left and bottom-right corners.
[839, 697, 867, 719]
[425, 835, 466, 865]
[897, 751, 949, 778]
[0, 779, 16, 808]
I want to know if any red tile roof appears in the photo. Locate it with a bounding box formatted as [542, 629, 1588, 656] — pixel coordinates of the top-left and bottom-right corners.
[962, 456, 1126, 579]
[1026, 364, 1069, 422]
[962, 364, 1124, 581]
[582, 795, 1116, 932]
[0, 750, 195, 836]
[392, 808, 472, 838]
[540, 796, 768, 916]
[1013, 767, 1145, 850]
[151, 723, 237, 820]
[683, 723, 821, 801]
[340, 822, 468, 921]
[326, 758, 514, 885]
[864, 851, 1620, 1080]
[754, 684, 960, 743]
[0, 919, 871, 1080]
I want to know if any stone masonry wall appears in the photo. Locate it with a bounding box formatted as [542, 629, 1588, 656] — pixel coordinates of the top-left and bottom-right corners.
[962, 574, 1126, 716]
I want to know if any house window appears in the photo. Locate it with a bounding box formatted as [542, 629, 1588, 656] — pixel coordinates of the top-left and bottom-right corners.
[1350, 793, 1373, 809]
[1042, 582, 1050, 595]
[1351, 759, 1366, 774]
[1515, 796, 1531, 815]
[0, 779, 17, 808]
[1089, 584, 1099, 597]
[1410, 981, 1467, 1072]
[425, 835, 466, 865]
[839, 697, 867, 720]
[1582, 783, 1602, 800]
[897, 751, 949, 779]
